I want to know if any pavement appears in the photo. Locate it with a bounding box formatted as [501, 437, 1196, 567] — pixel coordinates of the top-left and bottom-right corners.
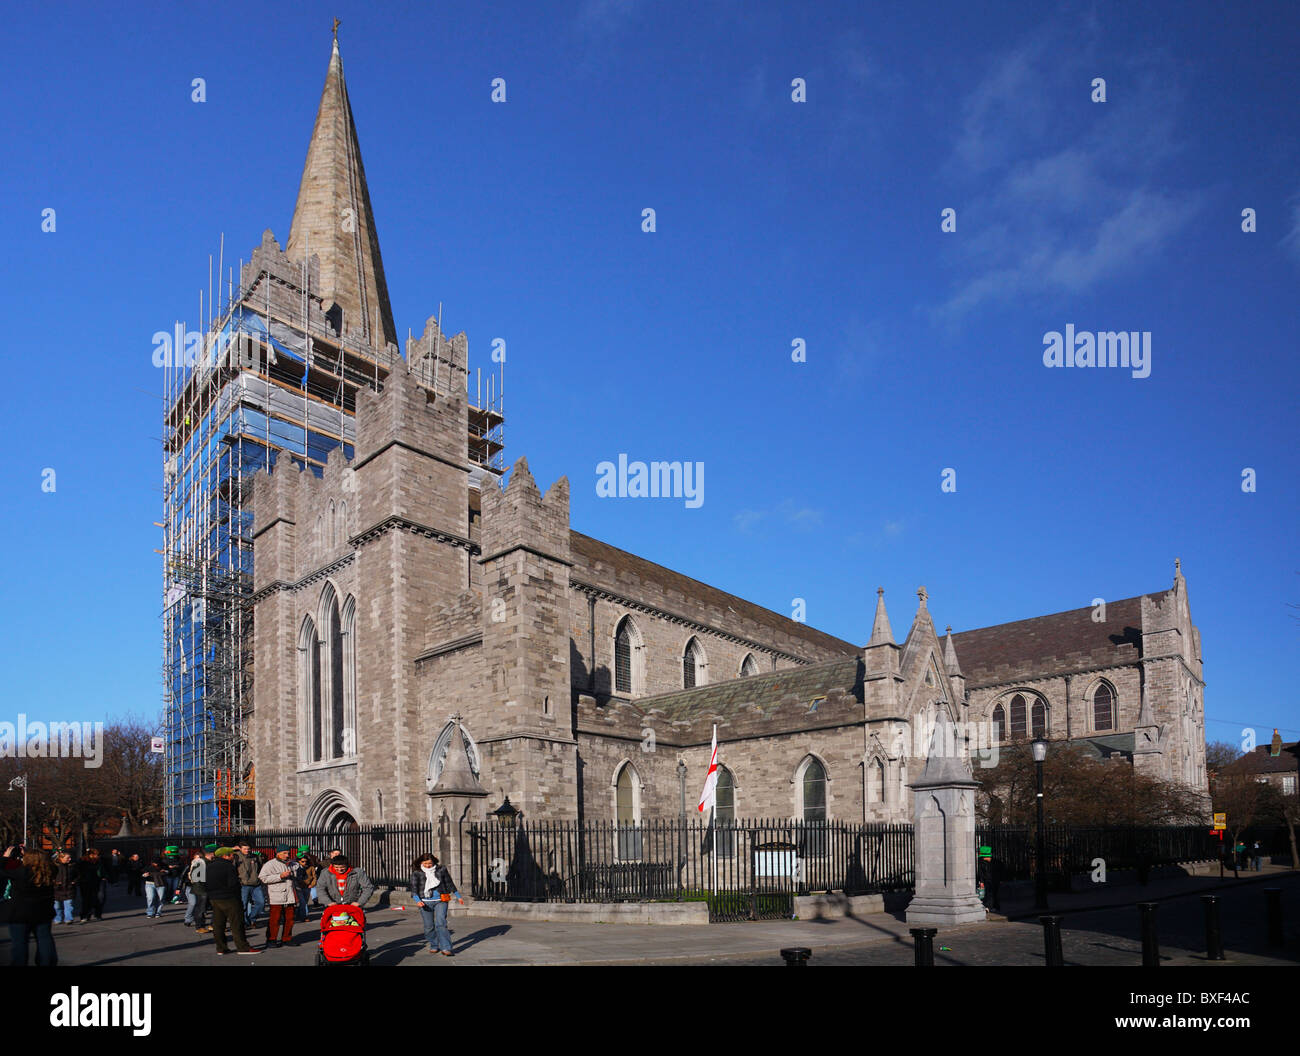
[7, 866, 1300, 967]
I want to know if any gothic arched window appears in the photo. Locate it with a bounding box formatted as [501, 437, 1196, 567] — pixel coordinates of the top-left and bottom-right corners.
[992, 704, 1005, 744]
[614, 762, 641, 860]
[683, 637, 703, 689]
[716, 766, 736, 856]
[1009, 694, 1027, 740]
[740, 653, 758, 678]
[870, 758, 885, 803]
[614, 617, 634, 695]
[301, 617, 322, 763]
[1094, 684, 1115, 732]
[1031, 699, 1046, 739]
[802, 758, 827, 824]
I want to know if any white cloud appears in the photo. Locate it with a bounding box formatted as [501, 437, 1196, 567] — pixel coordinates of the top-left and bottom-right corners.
[936, 34, 1200, 318]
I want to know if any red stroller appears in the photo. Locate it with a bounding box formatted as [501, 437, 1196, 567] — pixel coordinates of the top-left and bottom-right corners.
[315, 903, 370, 966]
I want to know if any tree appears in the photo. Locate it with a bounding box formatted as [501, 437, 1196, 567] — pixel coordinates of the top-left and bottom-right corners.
[977, 743, 1206, 826]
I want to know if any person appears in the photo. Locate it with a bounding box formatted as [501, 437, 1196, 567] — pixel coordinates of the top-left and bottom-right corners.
[76, 849, 104, 922]
[184, 846, 214, 933]
[1252, 841, 1263, 871]
[125, 852, 144, 897]
[108, 848, 124, 883]
[205, 847, 261, 955]
[232, 840, 265, 928]
[409, 853, 464, 957]
[976, 852, 1002, 912]
[5, 850, 57, 965]
[316, 848, 342, 906]
[52, 851, 76, 925]
[162, 845, 186, 904]
[141, 855, 168, 918]
[318, 854, 375, 910]
[260, 845, 301, 948]
[295, 850, 317, 922]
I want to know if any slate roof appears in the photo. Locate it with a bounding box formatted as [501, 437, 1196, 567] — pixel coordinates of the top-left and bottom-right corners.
[1220, 743, 1300, 776]
[1066, 732, 1135, 761]
[569, 531, 860, 659]
[628, 656, 863, 723]
[951, 595, 1147, 686]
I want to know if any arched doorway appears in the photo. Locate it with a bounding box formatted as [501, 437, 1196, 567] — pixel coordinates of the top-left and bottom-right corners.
[304, 790, 363, 866]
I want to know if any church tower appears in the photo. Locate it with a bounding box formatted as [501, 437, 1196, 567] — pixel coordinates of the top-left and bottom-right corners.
[184, 31, 503, 833]
[286, 34, 398, 352]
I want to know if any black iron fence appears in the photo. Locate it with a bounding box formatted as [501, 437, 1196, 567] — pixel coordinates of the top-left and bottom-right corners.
[93, 824, 439, 888]
[89, 821, 1217, 912]
[976, 825, 1219, 884]
[468, 818, 915, 921]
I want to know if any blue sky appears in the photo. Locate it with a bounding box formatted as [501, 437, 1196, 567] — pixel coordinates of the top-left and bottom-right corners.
[1, 1, 1296, 751]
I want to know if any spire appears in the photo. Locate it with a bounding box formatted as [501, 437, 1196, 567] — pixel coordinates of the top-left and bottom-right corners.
[943, 625, 963, 677]
[869, 587, 895, 645]
[287, 33, 398, 352]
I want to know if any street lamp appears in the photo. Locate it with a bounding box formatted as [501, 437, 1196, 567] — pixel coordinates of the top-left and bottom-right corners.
[8, 776, 28, 847]
[492, 797, 520, 828]
[1031, 738, 1048, 910]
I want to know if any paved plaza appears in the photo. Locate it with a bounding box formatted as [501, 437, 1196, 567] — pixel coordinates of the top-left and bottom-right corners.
[7, 867, 1298, 967]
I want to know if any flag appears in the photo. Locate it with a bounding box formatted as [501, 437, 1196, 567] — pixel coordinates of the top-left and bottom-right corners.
[697, 725, 718, 813]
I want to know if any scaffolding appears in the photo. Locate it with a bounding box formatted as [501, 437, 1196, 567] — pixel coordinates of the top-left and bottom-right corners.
[162, 250, 504, 835]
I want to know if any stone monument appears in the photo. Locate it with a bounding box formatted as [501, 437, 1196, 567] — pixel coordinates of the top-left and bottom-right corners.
[905, 705, 987, 926]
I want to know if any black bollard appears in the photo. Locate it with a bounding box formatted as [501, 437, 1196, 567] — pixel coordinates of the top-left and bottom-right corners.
[1265, 888, 1283, 947]
[1040, 914, 1064, 966]
[779, 946, 812, 967]
[1201, 895, 1225, 960]
[910, 927, 937, 967]
[1139, 902, 1160, 967]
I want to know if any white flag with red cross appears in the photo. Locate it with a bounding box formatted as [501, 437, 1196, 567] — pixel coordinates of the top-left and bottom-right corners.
[697, 725, 718, 813]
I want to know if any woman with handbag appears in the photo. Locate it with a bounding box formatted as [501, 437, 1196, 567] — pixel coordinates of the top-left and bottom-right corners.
[409, 853, 464, 957]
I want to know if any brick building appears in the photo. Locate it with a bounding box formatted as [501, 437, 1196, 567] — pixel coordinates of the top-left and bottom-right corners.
[232, 40, 1210, 846]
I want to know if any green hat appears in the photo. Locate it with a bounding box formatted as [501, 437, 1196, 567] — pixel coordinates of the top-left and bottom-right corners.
[214, 846, 235, 857]
[297, 845, 309, 855]
[164, 845, 179, 854]
[979, 846, 992, 857]
[275, 843, 292, 852]
[203, 842, 219, 852]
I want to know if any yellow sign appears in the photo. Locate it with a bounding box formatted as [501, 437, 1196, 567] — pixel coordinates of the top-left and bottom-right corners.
[1213, 812, 1226, 830]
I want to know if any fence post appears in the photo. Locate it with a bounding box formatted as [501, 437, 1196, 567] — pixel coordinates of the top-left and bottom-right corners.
[1040, 915, 1064, 966]
[1201, 895, 1225, 960]
[1139, 902, 1159, 966]
[1265, 888, 1283, 947]
[910, 927, 937, 967]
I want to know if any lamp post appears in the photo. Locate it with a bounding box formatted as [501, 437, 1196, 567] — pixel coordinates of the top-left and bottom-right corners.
[1032, 738, 1048, 911]
[676, 759, 687, 901]
[8, 776, 27, 846]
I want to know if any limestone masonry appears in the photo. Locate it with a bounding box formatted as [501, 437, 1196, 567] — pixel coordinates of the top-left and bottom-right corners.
[232, 40, 1208, 844]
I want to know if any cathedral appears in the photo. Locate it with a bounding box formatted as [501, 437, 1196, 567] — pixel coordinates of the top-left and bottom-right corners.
[232, 39, 1209, 843]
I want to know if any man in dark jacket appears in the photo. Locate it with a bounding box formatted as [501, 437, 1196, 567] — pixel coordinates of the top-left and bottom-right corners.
[232, 840, 265, 927]
[162, 846, 186, 904]
[52, 851, 76, 924]
[125, 853, 144, 897]
[977, 851, 1002, 912]
[76, 850, 104, 922]
[205, 848, 261, 955]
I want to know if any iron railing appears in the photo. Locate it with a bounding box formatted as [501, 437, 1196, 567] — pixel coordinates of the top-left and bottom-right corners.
[468, 818, 915, 921]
